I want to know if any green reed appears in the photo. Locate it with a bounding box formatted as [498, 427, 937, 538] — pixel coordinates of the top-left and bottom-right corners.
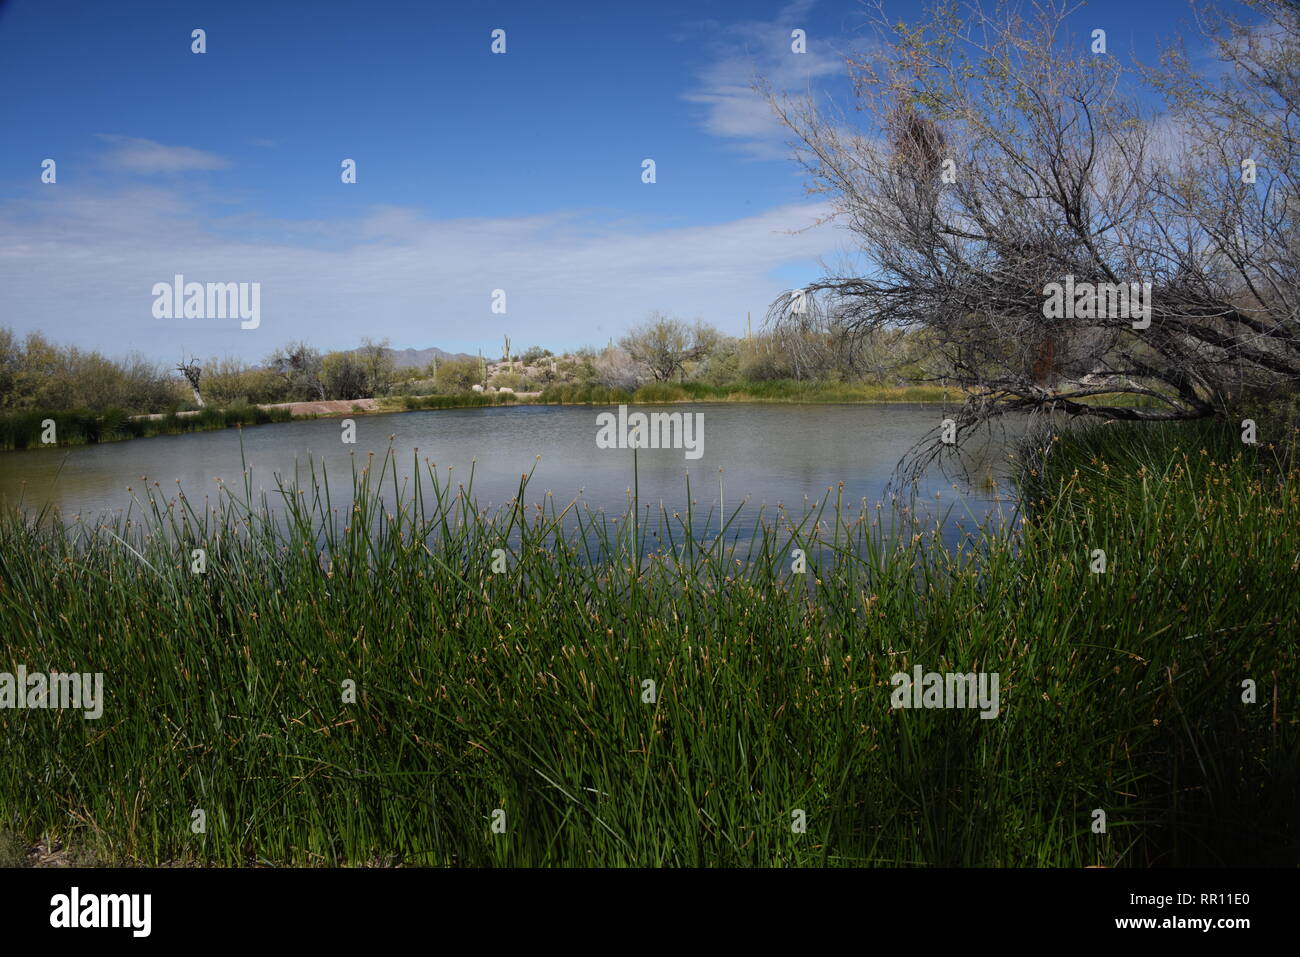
[0, 417, 1295, 866]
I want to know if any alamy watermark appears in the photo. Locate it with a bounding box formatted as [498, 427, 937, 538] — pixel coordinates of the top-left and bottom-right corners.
[152, 274, 261, 329]
[890, 665, 1000, 719]
[595, 405, 703, 460]
[49, 887, 150, 937]
[0, 667, 104, 719]
[1042, 275, 1151, 329]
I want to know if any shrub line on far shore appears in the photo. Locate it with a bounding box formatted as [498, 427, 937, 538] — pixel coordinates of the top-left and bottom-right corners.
[1, 380, 1172, 452]
[0, 384, 947, 452]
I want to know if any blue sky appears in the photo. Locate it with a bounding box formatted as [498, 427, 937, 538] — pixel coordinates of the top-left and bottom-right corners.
[0, 0, 1230, 362]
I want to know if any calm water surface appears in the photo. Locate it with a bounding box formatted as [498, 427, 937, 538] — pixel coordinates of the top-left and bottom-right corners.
[0, 404, 1018, 532]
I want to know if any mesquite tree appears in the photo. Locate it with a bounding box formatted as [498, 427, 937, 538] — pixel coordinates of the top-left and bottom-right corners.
[765, 0, 1299, 444]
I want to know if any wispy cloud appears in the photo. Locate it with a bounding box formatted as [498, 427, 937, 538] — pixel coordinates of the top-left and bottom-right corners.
[682, 0, 846, 160]
[0, 184, 840, 360]
[97, 135, 231, 174]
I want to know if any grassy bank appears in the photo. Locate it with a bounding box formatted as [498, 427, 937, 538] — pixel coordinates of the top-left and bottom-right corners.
[385, 392, 520, 412]
[539, 379, 952, 405]
[0, 418, 1295, 866]
[0, 394, 517, 453]
[0, 403, 297, 452]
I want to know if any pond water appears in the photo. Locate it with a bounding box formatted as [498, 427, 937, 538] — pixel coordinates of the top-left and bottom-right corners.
[0, 403, 1020, 536]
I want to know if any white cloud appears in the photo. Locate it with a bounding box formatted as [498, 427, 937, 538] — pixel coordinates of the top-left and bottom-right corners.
[682, 0, 846, 159]
[97, 135, 231, 174]
[0, 185, 842, 361]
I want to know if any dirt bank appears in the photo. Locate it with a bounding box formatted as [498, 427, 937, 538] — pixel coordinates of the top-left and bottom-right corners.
[132, 398, 379, 421]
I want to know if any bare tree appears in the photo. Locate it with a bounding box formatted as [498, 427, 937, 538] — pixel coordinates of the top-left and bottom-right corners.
[1145, 0, 1300, 400]
[177, 356, 204, 408]
[764, 0, 1300, 446]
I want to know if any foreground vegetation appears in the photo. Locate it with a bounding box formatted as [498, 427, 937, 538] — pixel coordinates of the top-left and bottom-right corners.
[0, 416, 1295, 866]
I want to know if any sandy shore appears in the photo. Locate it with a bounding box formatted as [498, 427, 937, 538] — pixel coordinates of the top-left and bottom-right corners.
[132, 398, 380, 421]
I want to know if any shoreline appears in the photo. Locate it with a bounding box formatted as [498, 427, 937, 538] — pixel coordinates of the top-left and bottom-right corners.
[1, 387, 957, 452]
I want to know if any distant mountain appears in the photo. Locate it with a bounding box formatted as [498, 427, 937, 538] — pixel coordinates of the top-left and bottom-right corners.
[383, 346, 478, 369]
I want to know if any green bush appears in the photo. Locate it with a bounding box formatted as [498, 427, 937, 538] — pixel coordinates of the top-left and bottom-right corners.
[435, 358, 483, 393]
